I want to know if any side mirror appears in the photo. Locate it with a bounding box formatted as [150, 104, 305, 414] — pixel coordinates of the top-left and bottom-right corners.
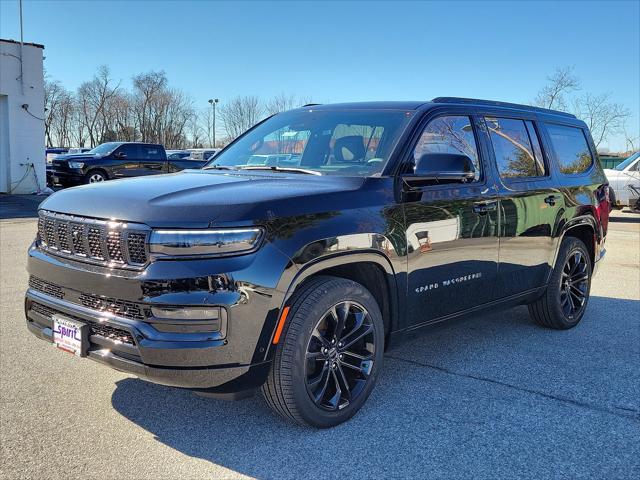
[403, 153, 475, 187]
[114, 151, 126, 159]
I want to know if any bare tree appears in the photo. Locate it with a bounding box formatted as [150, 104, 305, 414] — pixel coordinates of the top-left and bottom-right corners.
[534, 66, 581, 111]
[265, 93, 313, 115]
[219, 96, 263, 139]
[77, 65, 121, 147]
[622, 120, 639, 153]
[535, 66, 632, 148]
[572, 93, 630, 148]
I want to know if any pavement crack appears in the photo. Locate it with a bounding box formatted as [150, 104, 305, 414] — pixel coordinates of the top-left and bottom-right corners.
[385, 354, 640, 422]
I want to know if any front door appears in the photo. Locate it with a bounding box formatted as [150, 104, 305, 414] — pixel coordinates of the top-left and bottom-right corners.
[403, 114, 500, 326]
[483, 116, 562, 295]
[110, 144, 141, 178]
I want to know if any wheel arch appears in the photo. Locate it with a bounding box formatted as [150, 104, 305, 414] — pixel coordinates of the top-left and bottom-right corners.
[553, 215, 598, 270]
[278, 251, 400, 348]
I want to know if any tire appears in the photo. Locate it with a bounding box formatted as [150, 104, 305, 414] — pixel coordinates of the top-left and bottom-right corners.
[85, 170, 107, 184]
[528, 237, 592, 329]
[262, 276, 384, 428]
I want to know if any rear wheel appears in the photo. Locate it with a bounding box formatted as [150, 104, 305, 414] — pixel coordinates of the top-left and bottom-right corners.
[262, 276, 384, 428]
[528, 237, 592, 329]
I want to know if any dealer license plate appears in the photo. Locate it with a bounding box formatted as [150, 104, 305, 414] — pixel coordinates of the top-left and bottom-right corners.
[53, 315, 86, 356]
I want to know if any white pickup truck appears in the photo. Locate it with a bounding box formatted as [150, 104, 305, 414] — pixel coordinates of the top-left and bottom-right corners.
[604, 152, 640, 208]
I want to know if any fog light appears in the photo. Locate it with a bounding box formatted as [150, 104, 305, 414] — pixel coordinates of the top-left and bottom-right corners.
[151, 306, 220, 321]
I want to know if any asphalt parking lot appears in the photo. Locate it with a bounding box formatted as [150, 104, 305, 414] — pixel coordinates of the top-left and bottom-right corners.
[1, 198, 639, 479]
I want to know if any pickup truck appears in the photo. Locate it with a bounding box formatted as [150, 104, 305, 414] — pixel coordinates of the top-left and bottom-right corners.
[47, 142, 208, 186]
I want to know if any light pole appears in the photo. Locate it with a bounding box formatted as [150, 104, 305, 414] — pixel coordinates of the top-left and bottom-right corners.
[208, 98, 219, 147]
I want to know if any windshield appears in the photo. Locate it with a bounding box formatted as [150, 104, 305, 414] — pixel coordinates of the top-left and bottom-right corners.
[206, 109, 414, 176]
[89, 142, 121, 155]
[614, 152, 640, 171]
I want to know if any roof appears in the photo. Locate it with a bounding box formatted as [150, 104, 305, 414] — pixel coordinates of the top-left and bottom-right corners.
[295, 98, 575, 118]
[430, 97, 576, 118]
[0, 38, 45, 49]
[297, 101, 428, 111]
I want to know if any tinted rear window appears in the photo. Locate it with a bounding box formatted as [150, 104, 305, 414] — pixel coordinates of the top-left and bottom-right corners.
[545, 124, 593, 174]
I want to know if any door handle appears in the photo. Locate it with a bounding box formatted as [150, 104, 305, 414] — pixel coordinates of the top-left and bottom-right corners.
[544, 195, 558, 206]
[473, 200, 498, 215]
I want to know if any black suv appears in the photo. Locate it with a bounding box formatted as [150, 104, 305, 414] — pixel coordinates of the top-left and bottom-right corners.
[26, 98, 609, 427]
[47, 142, 208, 186]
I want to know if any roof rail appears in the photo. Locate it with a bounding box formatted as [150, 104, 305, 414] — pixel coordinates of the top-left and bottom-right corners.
[302, 103, 322, 107]
[430, 97, 576, 118]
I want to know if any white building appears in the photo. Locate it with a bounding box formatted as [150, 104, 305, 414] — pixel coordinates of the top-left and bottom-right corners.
[0, 38, 45, 194]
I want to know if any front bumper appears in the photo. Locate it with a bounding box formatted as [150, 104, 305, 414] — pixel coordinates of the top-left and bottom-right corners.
[47, 168, 84, 186]
[24, 242, 291, 392]
[25, 289, 270, 390]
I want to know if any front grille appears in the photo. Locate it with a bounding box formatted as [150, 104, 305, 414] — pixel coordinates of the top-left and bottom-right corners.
[29, 301, 135, 345]
[29, 276, 64, 299]
[31, 301, 55, 317]
[37, 210, 148, 268]
[79, 293, 145, 321]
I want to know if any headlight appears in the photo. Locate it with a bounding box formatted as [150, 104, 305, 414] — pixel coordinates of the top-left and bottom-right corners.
[149, 227, 264, 257]
[68, 161, 84, 169]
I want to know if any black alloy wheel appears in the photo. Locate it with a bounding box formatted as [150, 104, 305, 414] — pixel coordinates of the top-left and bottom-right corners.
[528, 237, 592, 329]
[304, 301, 376, 411]
[559, 250, 589, 320]
[262, 276, 384, 428]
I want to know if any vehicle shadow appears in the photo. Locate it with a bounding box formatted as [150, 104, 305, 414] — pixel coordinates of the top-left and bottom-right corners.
[609, 213, 640, 223]
[110, 296, 640, 479]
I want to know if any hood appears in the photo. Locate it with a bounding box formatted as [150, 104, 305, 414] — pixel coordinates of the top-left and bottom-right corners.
[39, 170, 369, 227]
[53, 153, 101, 162]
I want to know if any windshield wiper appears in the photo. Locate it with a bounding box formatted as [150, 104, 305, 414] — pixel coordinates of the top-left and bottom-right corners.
[203, 165, 239, 171]
[238, 166, 322, 176]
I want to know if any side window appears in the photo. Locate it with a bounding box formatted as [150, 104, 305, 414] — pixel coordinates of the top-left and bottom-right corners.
[413, 115, 481, 181]
[142, 146, 163, 160]
[485, 117, 545, 178]
[115, 144, 138, 159]
[545, 124, 594, 174]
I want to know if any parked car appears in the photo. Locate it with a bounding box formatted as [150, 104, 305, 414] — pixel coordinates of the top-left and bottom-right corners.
[187, 148, 220, 161]
[166, 149, 191, 160]
[26, 98, 608, 428]
[67, 147, 92, 155]
[46, 142, 209, 187]
[603, 151, 640, 208]
[45, 148, 68, 165]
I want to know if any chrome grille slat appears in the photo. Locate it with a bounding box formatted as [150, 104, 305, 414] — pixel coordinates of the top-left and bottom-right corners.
[37, 210, 149, 269]
[56, 222, 71, 252]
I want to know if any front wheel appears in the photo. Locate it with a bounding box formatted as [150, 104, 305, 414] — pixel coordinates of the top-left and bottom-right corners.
[262, 276, 384, 428]
[85, 170, 107, 184]
[528, 237, 592, 329]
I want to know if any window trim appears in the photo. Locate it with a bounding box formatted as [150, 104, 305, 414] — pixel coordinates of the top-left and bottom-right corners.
[542, 121, 596, 177]
[483, 116, 550, 183]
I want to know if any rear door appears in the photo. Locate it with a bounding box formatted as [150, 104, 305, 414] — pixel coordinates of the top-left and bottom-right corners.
[403, 111, 500, 326]
[138, 145, 167, 175]
[484, 115, 562, 296]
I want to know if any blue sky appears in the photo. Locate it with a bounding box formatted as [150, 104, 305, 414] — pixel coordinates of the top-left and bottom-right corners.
[1, 0, 638, 150]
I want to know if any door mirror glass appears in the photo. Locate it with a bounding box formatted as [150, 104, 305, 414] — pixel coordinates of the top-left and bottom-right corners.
[405, 153, 476, 186]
